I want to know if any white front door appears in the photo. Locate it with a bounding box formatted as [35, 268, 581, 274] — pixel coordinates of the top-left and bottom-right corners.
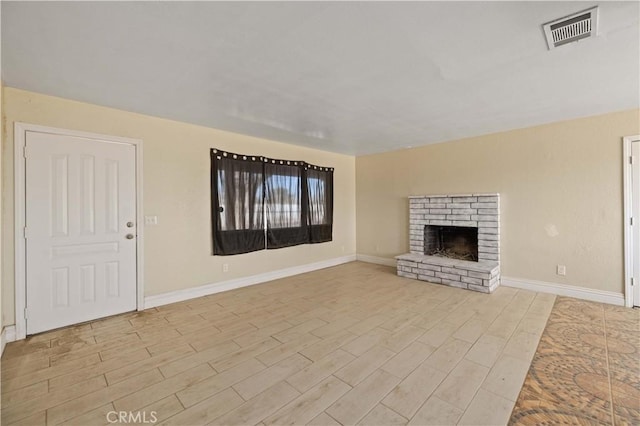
[633, 141, 640, 307]
[25, 131, 138, 334]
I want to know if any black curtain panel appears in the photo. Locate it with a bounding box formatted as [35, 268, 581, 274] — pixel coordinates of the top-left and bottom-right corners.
[264, 160, 308, 249]
[306, 165, 334, 243]
[211, 149, 265, 255]
[211, 149, 334, 255]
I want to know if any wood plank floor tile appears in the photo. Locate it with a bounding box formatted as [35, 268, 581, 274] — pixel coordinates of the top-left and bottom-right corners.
[432, 359, 489, 410]
[104, 345, 194, 385]
[381, 341, 436, 379]
[213, 381, 300, 425]
[113, 363, 216, 412]
[310, 315, 360, 339]
[326, 369, 401, 425]
[287, 349, 355, 393]
[210, 338, 281, 371]
[379, 326, 425, 352]
[3, 353, 101, 393]
[307, 412, 341, 425]
[47, 369, 164, 424]
[273, 319, 327, 343]
[417, 321, 460, 348]
[232, 321, 293, 347]
[233, 353, 311, 400]
[49, 348, 149, 390]
[408, 395, 463, 425]
[464, 334, 507, 368]
[1, 354, 50, 381]
[264, 376, 351, 425]
[5, 410, 47, 426]
[255, 334, 319, 366]
[138, 395, 185, 424]
[341, 328, 391, 356]
[177, 358, 265, 408]
[333, 345, 395, 386]
[188, 323, 258, 353]
[161, 388, 244, 426]
[3, 374, 107, 424]
[358, 403, 408, 426]
[298, 330, 357, 362]
[452, 318, 491, 344]
[424, 337, 472, 373]
[382, 362, 447, 419]
[158, 340, 240, 378]
[458, 388, 514, 426]
[481, 355, 531, 402]
[61, 403, 114, 426]
[1, 380, 48, 407]
[5, 263, 631, 426]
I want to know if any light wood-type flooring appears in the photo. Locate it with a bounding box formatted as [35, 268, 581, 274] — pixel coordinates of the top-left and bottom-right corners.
[1, 261, 561, 425]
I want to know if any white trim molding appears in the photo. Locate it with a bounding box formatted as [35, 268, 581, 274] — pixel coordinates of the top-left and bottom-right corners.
[356, 254, 397, 267]
[14, 123, 144, 340]
[1, 326, 17, 356]
[358, 255, 626, 306]
[145, 255, 357, 309]
[623, 135, 640, 307]
[502, 276, 624, 306]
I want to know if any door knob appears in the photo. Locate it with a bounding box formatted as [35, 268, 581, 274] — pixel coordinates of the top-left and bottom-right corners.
[126, 234, 135, 240]
[126, 221, 134, 228]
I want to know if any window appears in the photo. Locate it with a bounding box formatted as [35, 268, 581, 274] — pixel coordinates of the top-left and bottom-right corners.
[211, 149, 333, 255]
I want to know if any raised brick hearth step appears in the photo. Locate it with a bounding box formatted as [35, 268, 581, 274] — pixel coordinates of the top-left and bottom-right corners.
[396, 253, 500, 293]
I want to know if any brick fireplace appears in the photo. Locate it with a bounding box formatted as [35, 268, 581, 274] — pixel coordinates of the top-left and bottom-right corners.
[396, 193, 500, 293]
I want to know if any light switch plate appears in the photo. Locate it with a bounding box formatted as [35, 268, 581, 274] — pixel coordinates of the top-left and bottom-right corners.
[145, 215, 158, 225]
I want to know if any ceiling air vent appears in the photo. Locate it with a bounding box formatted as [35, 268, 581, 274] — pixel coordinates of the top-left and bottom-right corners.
[543, 6, 599, 50]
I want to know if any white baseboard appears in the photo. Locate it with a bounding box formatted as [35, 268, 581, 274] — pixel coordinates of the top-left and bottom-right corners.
[145, 254, 357, 309]
[1, 325, 17, 357]
[356, 254, 396, 267]
[354, 255, 626, 306]
[502, 276, 625, 306]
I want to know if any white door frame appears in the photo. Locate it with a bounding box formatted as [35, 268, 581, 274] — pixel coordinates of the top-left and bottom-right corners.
[623, 134, 640, 308]
[14, 122, 145, 340]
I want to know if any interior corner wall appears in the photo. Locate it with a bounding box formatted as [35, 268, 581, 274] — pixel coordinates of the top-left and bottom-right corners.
[1, 87, 356, 327]
[356, 109, 640, 294]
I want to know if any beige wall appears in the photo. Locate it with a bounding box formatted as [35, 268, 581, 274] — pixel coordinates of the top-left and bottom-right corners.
[357, 109, 640, 294]
[1, 87, 356, 327]
[1, 82, 4, 330]
[2, 87, 637, 327]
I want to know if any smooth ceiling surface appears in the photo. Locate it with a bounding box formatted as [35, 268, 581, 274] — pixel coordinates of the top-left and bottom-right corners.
[2, 1, 639, 155]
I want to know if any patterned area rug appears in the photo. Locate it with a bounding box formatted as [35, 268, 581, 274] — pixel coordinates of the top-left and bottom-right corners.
[510, 297, 640, 425]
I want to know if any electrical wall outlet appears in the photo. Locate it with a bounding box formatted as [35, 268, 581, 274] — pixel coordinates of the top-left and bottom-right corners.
[223, 263, 229, 273]
[557, 265, 566, 276]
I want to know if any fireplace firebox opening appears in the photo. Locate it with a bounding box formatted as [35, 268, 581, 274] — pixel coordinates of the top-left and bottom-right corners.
[424, 225, 478, 261]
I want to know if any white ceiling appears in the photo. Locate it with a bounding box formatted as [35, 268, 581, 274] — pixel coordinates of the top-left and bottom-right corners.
[2, 1, 638, 156]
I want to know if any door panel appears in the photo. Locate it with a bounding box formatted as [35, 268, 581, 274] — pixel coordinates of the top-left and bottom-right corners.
[25, 131, 137, 334]
[633, 141, 640, 307]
